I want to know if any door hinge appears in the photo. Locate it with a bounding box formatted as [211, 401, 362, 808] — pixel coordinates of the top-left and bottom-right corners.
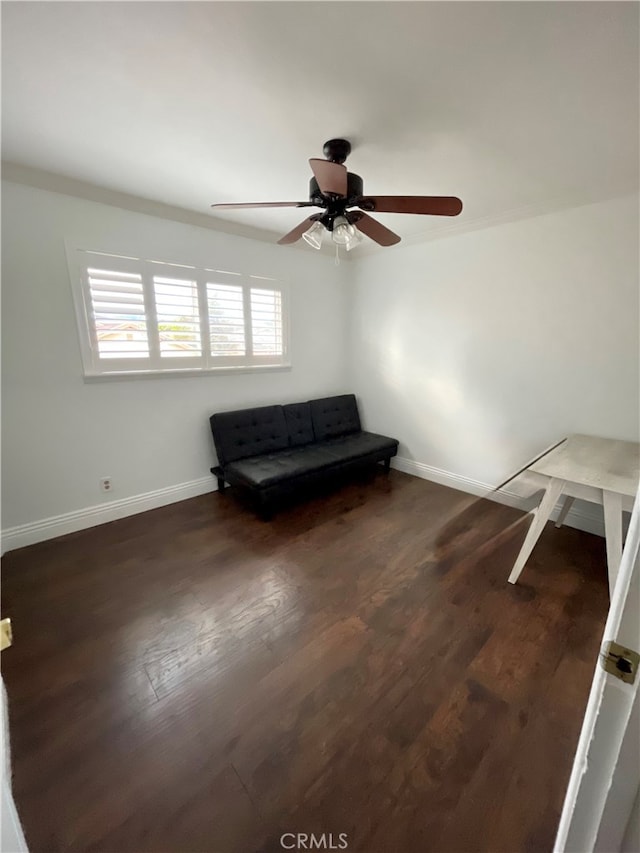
[0, 618, 12, 651]
[600, 640, 639, 684]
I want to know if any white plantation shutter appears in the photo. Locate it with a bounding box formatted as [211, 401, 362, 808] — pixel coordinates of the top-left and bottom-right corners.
[69, 248, 289, 376]
[207, 282, 246, 358]
[153, 275, 202, 359]
[88, 268, 149, 359]
[251, 288, 283, 357]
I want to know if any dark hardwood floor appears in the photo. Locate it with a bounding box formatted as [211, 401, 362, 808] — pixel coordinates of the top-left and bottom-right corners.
[1, 470, 609, 853]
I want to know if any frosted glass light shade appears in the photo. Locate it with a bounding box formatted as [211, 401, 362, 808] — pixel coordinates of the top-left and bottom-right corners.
[346, 228, 364, 251]
[302, 221, 324, 249]
[332, 216, 356, 246]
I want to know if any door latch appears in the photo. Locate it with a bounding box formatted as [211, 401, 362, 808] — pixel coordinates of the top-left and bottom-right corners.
[0, 618, 12, 652]
[600, 640, 639, 684]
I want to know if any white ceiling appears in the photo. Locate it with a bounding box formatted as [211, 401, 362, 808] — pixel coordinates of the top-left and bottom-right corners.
[2, 1, 638, 245]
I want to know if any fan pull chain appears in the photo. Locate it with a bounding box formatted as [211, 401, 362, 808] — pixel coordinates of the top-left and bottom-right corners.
[335, 244, 340, 266]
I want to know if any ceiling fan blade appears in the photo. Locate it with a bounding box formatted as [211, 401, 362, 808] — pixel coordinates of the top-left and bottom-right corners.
[277, 216, 318, 245]
[309, 159, 348, 197]
[211, 201, 316, 210]
[357, 196, 463, 216]
[351, 212, 401, 246]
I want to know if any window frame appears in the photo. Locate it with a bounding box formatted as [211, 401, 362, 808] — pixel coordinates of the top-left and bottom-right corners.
[66, 246, 291, 380]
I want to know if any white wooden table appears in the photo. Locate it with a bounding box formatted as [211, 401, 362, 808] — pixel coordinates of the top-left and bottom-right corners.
[508, 434, 639, 593]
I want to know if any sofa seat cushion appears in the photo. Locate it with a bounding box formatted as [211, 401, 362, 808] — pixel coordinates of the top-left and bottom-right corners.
[224, 445, 337, 489]
[318, 431, 399, 463]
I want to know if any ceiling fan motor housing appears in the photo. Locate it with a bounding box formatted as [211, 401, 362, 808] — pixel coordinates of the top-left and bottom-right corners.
[308, 173, 363, 205]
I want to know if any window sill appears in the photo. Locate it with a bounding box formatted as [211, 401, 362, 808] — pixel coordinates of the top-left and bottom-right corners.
[83, 364, 292, 383]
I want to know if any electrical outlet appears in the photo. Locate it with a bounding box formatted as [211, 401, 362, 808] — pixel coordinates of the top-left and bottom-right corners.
[100, 477, 112, 493]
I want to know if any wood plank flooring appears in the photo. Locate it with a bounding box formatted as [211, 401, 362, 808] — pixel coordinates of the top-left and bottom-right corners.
[1, 471, 609, 852]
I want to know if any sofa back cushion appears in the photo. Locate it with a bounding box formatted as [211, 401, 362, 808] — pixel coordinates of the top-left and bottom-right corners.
[309, 394, 361, 441]
[283, 402, 315, 447]
[210, 405, 289, 465]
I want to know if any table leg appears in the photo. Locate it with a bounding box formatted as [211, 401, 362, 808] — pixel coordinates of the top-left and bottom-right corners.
[602, 490, 623, 596]
[555, 495, 575, 528]
[508, 477, 566, 584]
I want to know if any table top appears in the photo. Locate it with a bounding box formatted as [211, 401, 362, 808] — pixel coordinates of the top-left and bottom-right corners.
[530, 434, 640, 497]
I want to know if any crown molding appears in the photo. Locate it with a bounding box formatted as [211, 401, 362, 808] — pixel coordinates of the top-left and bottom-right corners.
[0, 161, 340, 258]
[352, 188, 638, 259]
[4, 161, 635, 263]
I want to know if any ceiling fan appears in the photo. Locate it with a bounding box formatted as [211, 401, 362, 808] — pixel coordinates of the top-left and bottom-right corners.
[211, 139, 463, 251]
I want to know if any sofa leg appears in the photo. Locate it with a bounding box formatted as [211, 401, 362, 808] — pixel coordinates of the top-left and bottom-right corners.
[383, 457, 391, 473]
[211, 466, 226, 492]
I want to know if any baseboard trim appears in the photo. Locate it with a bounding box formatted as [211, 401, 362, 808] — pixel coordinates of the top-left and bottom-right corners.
[391, 456, 606, 538]
[1, 457, 607, 555]
[1, 476, 216, 554]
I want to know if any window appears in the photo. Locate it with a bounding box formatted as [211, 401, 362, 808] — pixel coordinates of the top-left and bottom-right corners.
[67, 249, 290, 377]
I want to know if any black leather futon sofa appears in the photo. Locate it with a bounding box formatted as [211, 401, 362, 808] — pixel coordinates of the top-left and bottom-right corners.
[209, 394, 398, 517]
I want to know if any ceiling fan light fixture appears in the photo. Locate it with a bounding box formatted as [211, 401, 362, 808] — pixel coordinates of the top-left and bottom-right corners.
[345, 228, 364, 251]
[331, 215, 356, 246]
[302, 221, 324, 250]
[213, 140, 463, 249]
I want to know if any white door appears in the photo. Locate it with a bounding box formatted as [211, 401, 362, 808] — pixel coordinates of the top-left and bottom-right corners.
[1, 677, 28, 853]
[554, 485, 640, 853]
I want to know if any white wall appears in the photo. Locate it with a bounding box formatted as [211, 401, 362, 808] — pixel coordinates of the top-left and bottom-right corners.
[1, 181, 350, 535]
[3, 183, 638, 546]
[349, 195, 640, 492]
